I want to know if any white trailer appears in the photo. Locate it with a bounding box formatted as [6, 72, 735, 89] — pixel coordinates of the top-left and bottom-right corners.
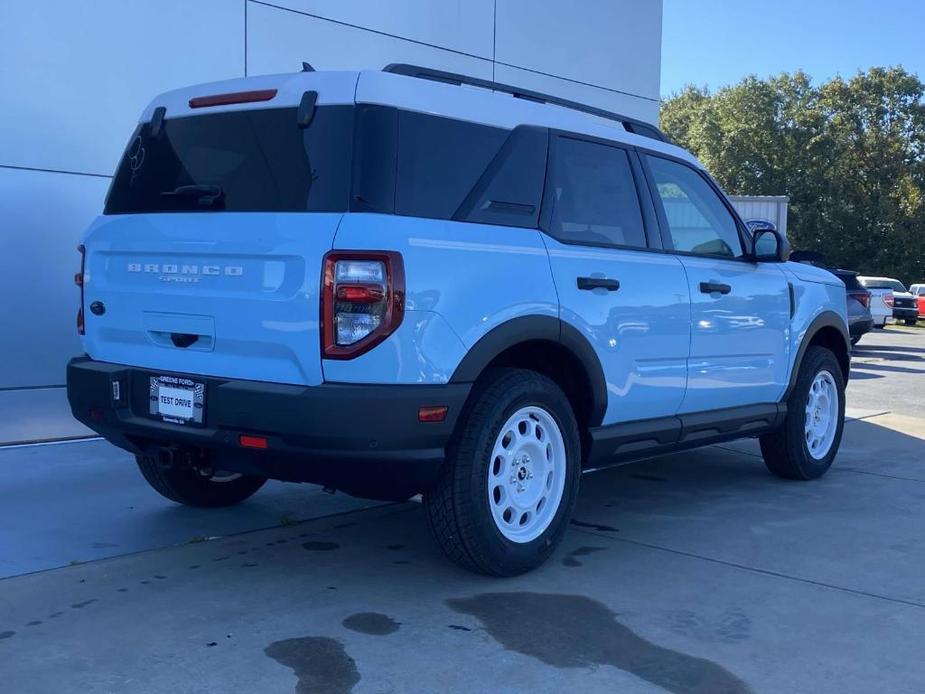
[729, 195, 789, 239]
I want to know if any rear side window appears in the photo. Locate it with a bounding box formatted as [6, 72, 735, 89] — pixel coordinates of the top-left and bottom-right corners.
[105, 106, 353, 214]
[646, 155, 743, 258]
[395, 111, 508, 219]
[544, 136, 647, 248]
[860, 278, 907, 292]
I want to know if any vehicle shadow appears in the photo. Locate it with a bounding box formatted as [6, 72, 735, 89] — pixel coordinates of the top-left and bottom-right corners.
[849, 362, 923, 375]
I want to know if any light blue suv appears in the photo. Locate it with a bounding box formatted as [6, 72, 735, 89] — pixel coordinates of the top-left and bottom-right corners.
[67, 64, 850, 575]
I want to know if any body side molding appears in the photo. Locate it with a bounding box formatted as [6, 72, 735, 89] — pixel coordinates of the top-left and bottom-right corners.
[586, 403, 785, 469]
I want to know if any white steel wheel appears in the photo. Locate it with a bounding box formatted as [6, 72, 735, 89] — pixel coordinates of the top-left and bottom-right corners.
[804, 370, 839, 460]
[487, 406, 567, 543]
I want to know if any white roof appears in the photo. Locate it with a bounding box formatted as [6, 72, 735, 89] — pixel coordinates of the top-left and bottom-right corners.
[141, 69, 702, 168]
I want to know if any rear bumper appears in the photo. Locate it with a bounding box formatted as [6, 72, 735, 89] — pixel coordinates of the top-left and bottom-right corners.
[892, 306, 918, 320]
[66, 357, 470, 499]
[849, 317, 873, 338]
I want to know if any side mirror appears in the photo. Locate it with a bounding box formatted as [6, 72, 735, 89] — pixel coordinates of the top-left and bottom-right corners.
[752, 228, 789, 262]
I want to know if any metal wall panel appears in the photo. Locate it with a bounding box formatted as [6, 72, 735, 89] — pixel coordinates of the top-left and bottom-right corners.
[495, 0, 662, 101]
[0, 0, 245, 177]
[246, 2, 492, 78]
[493, 63, 659, 125]
[0, 167, 109, 388]
[256, 0, 495, 59]
[729, 196, 790, 238]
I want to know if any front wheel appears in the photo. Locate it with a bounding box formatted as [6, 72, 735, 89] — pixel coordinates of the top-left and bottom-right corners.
[136, 454, 267, 507]
[424, 368, 581, 576]
[760, 346, 845, 480]
[905, 318, 918, 326]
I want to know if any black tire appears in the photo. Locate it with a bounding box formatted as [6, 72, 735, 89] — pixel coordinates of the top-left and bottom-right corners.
[905, 318, 918, 326]
[424, 368, 581, 576]
[136, 454, 267, 507]
[759, 346, 845, 480]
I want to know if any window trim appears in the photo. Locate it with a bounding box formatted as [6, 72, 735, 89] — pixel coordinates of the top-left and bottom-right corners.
[537, 130, 660, 253]
[638, 150, 755, 263]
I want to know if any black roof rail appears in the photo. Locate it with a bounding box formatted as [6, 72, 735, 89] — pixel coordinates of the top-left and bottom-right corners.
[382, 63, 669, 143]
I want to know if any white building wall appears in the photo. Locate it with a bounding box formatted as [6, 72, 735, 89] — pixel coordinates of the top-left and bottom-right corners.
[0, 0, 663, 443]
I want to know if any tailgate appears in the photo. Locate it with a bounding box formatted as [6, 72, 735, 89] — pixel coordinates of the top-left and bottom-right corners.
[81, 213, 340, 386]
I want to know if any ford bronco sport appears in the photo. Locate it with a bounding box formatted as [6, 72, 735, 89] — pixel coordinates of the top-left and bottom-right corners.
[67, 64, 850, 575]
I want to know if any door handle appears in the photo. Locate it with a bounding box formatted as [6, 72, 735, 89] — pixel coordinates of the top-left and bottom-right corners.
[577, 277, 620, 291]
[699, 281, 731, 295]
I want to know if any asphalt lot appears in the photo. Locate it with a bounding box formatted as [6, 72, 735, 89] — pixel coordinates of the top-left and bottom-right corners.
[1, 327, 923, 693]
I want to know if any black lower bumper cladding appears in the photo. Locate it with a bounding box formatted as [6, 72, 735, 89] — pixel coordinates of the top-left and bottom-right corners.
[66, 357, 470, 499]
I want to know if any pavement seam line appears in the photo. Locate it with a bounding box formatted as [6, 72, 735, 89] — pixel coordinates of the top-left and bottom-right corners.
[0, 500, 406, 583]
[569, 525, 925, 610]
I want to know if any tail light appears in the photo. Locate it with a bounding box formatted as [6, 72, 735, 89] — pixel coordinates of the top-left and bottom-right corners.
[884, 293, 895, 309]
[851, 291, 870, 309]
[75, 244, 86, 335]
[322, 252, 404, 359]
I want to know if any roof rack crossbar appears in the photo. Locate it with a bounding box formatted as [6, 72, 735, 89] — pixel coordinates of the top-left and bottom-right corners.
[382, 63, 668, 143]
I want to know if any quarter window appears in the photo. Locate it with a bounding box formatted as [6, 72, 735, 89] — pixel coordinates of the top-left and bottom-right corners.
[545, 137, 647, 248]
[645, 155, 743, 258]
[395, 111, 507, 220]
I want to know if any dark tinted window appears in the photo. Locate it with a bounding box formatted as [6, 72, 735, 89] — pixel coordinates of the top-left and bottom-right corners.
[395, 111, 508, 219]
[646, 155, 743, 258]
[545, 137, 647, 248]
[351, 105, 398, 214]
[105, 106, 353, 214]
[453, 125, 548, 229]
[833, 271, 863, 290]
[859, 278, 907, 292]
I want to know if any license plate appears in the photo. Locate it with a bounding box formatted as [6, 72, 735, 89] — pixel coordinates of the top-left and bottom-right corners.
[149, 375, 205, 425]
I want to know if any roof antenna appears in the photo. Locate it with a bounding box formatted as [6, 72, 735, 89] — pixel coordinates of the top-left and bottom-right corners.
[301, 62, 315, 72]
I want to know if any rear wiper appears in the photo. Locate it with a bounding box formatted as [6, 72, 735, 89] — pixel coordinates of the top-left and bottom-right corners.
[161, 184, 224, 208]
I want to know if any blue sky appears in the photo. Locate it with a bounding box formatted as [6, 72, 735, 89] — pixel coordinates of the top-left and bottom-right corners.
[661, 0, 925, 97]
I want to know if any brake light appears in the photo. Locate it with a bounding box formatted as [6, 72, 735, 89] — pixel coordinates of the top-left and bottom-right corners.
[884, 293, 895, 309]
[322, 252, 405, 359]
[188, 89, 277, 109]
[76, 244, 86, 335]
[852, 291, 870, 309]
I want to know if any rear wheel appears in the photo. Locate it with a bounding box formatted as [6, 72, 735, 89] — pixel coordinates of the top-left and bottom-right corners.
[136, 453, 267, 507]
[424, 368, 580, 576]
[760, 346, 845, 480]
[905, 318, 918, 326]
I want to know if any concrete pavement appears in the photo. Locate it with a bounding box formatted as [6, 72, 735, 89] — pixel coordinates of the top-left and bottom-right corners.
[0, 329, 923, 693]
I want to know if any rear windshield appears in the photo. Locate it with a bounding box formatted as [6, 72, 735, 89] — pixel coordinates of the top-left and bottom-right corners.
[860, 278, 907, 292]
[104, 104, 545, 227]
[834, 271, 863, 291]
[105, 106, 354, 214]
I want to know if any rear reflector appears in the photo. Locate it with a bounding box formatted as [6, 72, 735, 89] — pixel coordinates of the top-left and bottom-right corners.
[189, 89, 277, 109]
[418, 406, 448, 423]
[239, 435, 268, 449]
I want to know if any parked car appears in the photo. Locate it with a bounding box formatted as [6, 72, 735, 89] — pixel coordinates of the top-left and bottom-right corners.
[831, 270, 873, 345]
[66, 64, 851, 575]
[858, 276, 918, 326]
[910, 283, 925, 318]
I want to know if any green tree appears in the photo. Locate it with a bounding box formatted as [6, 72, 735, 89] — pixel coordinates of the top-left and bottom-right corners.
[660, 67, 925, 283]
